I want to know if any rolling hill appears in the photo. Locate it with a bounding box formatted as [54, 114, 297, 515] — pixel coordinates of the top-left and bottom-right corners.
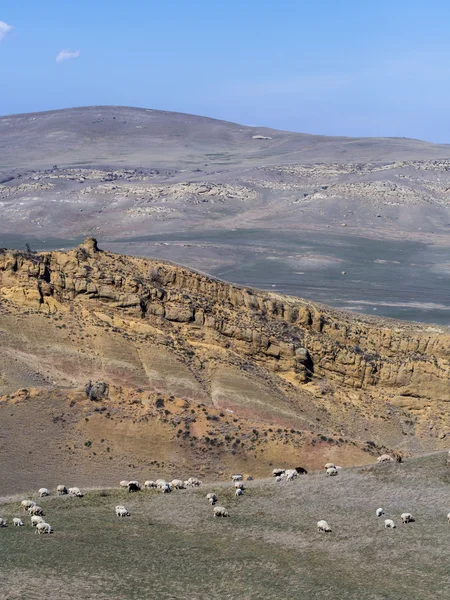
[2, 105, 450, 171]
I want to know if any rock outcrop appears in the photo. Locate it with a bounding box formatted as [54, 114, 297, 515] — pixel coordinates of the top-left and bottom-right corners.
[0, 239, 449, 455]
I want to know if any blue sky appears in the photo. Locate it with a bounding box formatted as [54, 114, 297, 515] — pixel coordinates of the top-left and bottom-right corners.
[1, 0, 449, 141]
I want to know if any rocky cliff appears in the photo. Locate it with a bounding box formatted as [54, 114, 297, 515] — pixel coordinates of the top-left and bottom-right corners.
[0, 239, 449, 464]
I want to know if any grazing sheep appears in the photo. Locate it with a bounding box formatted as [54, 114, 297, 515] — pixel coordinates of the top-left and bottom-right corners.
[272, 469, 285, 477]
[376, 508, 385, 517]
[36, 522, 53, 534]
[234, 481, 245, 490]
[213, 506, 229, 518]
[235, 488, 244, 497]
[401, 512, 414, 524]
[324, 463, 336, 470]
[57, 485, 68, 495]
[0, 518, 7, 528]
[171, 479, 185, 490]
[68, 487, 84, 497]
[295, 467, 308, 475]
[317, 520, 331, 533]
[285, 469, 298, 482]
[231, 474, 243, 482]
[13, 518, 24, 527]
[156, 479, 167, 489]
[28, 506, 44, 516]
[21, 500, 36, 512]
[38, 488, 49, 497]
[385, 519, 396, 529]
[31, 516, 44, 527]
[119, 480, 129, 489]
[185, 477, 202, 488]
[326, 467, 338, 477]
[447, 512, 450, 524]
[144, 480, 157, 489]
[127, 481, 141, 492]
[206, 493, 218, 505]
[377, 454, 394, 464]
[115, 505, 130, 517]
[161, 483, 172, 494]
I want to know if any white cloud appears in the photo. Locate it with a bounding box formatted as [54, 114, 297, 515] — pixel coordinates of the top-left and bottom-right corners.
[56, 49, 80, 64]
[0, 20, 13, 41]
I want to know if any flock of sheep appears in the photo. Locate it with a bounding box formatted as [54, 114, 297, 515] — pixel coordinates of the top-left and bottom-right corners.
[115, 474, 246, 520]
[2, 452, 450, 535]
[0, 486, 84, 534]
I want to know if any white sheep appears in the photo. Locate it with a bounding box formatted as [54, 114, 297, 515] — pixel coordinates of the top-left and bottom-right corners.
[401, 512, 413, 524]
[57, 485, 68, 495]
[231, 474, 243, 481]
[235, 488, 244, 497]
[185, 477, 202, 488]
[161, 483, 171, 494]
[31, 516, 44, 527]
[317, 520, 331, 533]
[36, 522, 53, 534]
[119, 480, 129, 489]
[28, 505, 44, 516]
[0, 518, 7, 528]
[144, 480, 157, 489]
[234, 481, 245, 490]
[206, 493, 218, 505]
[385, 519, 396, 529]
[376, 508, 385, 517]
[285, 469, 298, 481]
[326, 467, 338, 477]
[38, 488, 49, 497]
[115, 505, 130, 517]
[213, 506, 229, 518]
[171, 479, 185, 489]
[13, 518, 24, 527]
[324, 463, 336, 470]
[447, 512, 450, 524]
[155, 479, 167, 489]
[377, 454, 394, 464]
[68, 487, 84, 497]
[21, 500, 36, 512]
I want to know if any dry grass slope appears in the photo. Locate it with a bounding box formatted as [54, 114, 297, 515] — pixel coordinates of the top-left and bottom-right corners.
[1, 453, 450, 599]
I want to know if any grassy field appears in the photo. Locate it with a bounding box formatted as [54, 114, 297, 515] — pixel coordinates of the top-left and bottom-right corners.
[1, 454, 450, 599]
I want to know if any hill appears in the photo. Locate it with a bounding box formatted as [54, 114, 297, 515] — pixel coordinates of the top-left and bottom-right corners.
[2, 106, 450, 171]
[1, 107, 450, 324]
[0, 239, 449, 491]
[1, 453, 450, 599]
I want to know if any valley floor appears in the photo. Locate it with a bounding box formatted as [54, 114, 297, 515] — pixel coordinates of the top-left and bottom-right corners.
[1, 453, 449, 599]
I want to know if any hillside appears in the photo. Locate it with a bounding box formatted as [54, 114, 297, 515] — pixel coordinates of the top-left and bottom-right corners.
[2, 106, 450, 171]
[0, 239, 449, 490]
[1, 107, 450, 325]
[1, 453, 450, 599]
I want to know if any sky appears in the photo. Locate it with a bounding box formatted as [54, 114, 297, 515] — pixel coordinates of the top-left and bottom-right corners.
[1, 0, 450, 141]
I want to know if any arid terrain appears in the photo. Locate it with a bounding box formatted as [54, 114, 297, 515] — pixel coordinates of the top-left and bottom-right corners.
[1, 106, 450, 324]
[0, 239, 448, 494]
[1, 108, 450, 599]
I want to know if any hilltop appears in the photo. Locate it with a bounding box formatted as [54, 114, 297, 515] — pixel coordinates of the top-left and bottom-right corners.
[0, 240, 449, 491]
[2, 106, 450, 171]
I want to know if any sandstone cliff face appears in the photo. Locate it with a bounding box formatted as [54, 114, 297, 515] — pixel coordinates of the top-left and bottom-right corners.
[0, 240, 449, 458]
[1, 238, 448, 403]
